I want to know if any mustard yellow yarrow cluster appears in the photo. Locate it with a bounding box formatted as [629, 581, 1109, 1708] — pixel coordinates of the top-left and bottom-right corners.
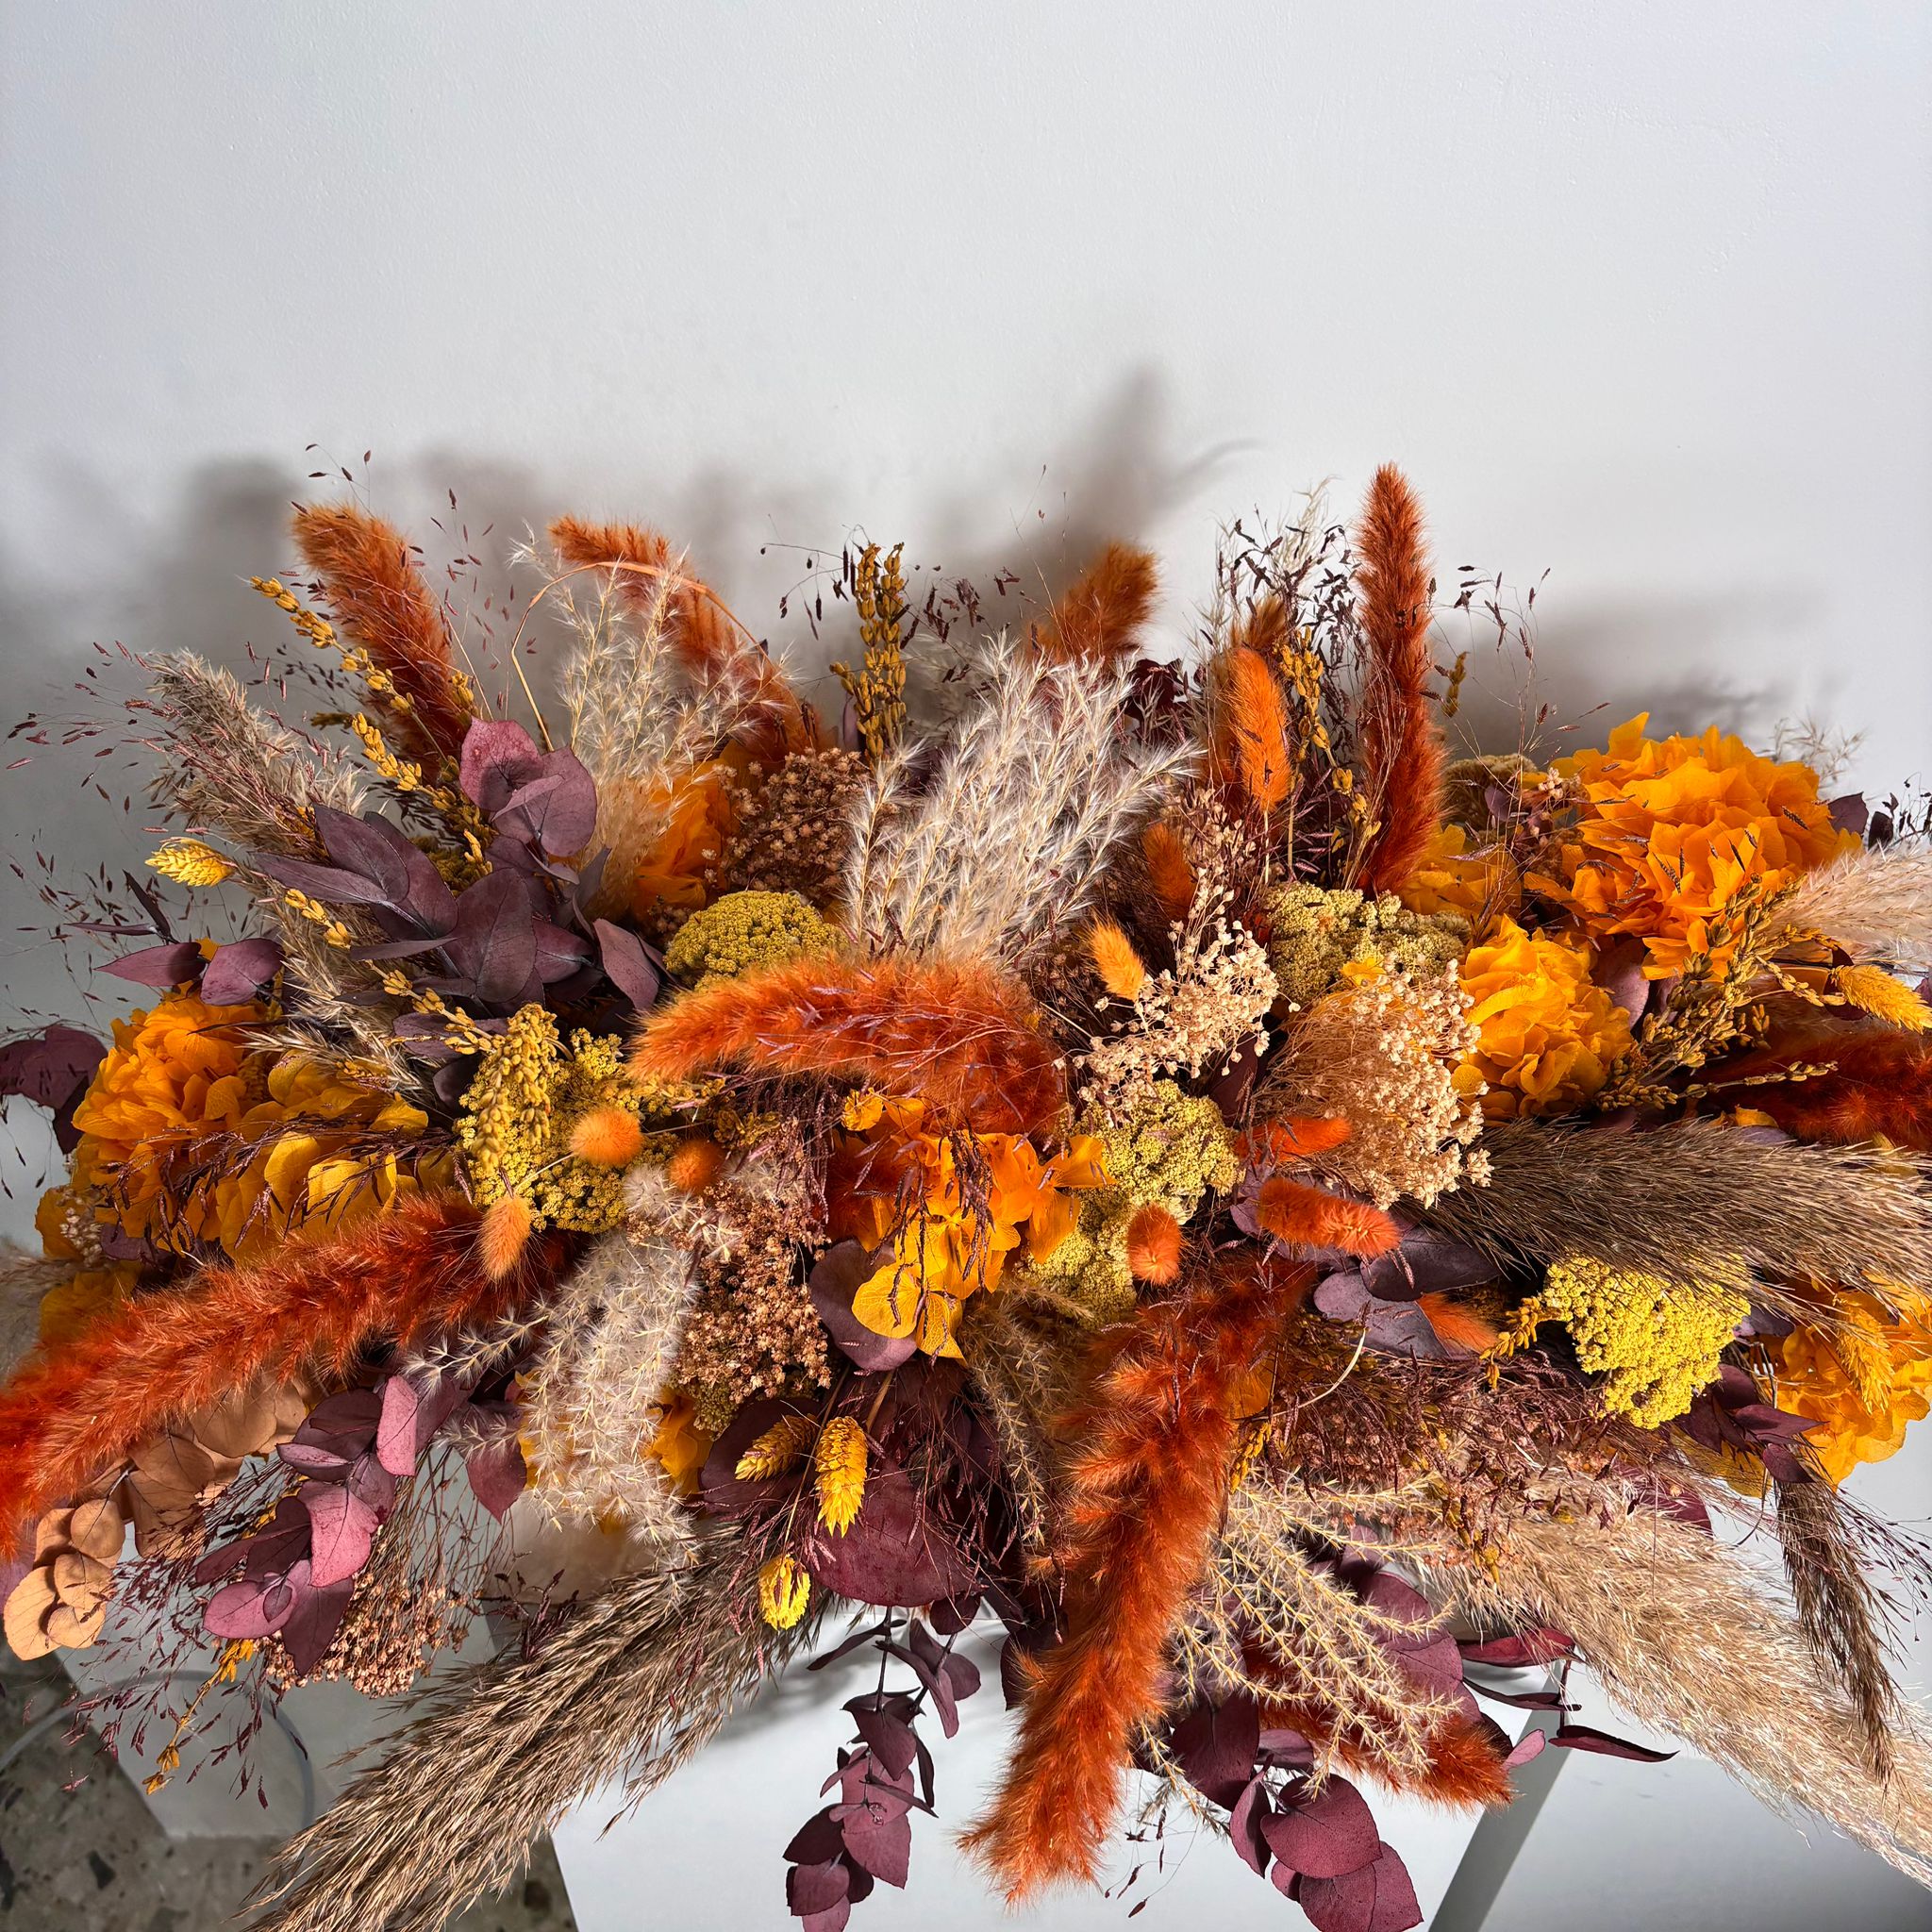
[1508, 1256, 1747, 1427]
[664, 890, 837, 989]
[455, 1005, 676, 1233]
[1262, 882, 1467, 1012]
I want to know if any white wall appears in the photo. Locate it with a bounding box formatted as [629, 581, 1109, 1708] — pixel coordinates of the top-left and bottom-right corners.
[3, 4, 1929, 1928]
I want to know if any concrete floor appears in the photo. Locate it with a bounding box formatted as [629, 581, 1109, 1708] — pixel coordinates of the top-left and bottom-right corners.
[0, 1652, 575, 1932]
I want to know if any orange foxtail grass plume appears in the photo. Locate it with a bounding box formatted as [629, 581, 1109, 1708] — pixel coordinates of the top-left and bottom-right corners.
[1230, 591, 1292, 662]
[962, 1257, 1308, 1900]
[568, 1105, 645, 1169]
[632, 955, 1067, 1139]
[664, 1137, 726, 1194]
[1259, 1698, 1513, 1809]
[1725, 1028, 1932, 1151]
[1351, 464, 1444, 892]
[1254, 1175, 1401, 1257]
[548, 514, 811, 761]
[478, 1194, 533, 1281]
[1124, 1204, 1183, 1285]
[1032, 542, 1158, 668]
[1417, 1291, 1502, 1354]
[291, 505, 477, 769]
[1217, 644, 1293, 811]
[1141, 820, 1194, 922]
[1086, 919, 1146, 1001]
[0, 1198, 542, 1556]
[1241, 1114, 1354, 1166]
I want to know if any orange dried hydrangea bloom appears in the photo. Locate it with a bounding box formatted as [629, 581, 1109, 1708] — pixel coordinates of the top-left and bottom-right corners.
[627, 759, 738, 921]
[1774, 1289, 1932, 1486]
[1455, 916, 1634, 1120]
[1398, 823, 1521, 930]
[55, 993, 442, 1263]
[832, 1094, 1108, 1357]
[1533, 714, 1855, 977]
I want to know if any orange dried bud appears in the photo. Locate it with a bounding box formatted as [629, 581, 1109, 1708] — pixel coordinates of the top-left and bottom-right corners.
[1240, 1115, 1353, 1166]
[665, 1137, 726, 1195]
[1142, 821, 1194, 919]
[568, 1105, 644, 1168]
[1124, 1204, 1183, 1285]
[479, 1194, 533, 1281]
[1087, 920, 1147, 1001]
[1254, 1176, 1399, 1257]
[1417, 1291, 1500, 1354]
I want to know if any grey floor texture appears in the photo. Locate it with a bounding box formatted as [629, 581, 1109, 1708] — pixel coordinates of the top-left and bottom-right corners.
[0, 1652, 575, 1932]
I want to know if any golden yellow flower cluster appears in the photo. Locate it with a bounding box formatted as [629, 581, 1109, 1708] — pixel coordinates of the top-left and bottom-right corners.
[1774, 1289, 1932, 1485]
[1505, 1256, 1748, 1428]
[663, 889, 837, 989]
[837, 1094, 1109, 1357]
[53, 994, 437, 1265]
[1455, 916, 1634, 1120]
[1534, 714, 1855, 977]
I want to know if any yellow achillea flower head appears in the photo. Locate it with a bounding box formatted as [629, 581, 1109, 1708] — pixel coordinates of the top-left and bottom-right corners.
[1836, 965, 1932, 1033]
[664, 890, 837, 990]
[758, 1554, 811, 1629]
[1455, 916, 1634, 1120]
[1533, 715, 1856, 977]
[1506, 1256, 1747, 1428]
[146, 838, 235, 887]
[813, 1417, 868, 1536]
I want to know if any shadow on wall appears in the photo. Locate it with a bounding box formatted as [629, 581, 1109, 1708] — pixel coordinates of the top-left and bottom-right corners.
[0, 365, 1804, 1039]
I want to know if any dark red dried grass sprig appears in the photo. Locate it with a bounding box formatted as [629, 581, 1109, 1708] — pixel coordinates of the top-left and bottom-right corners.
[961, 1257, 1310, 1901]
[631, 954, 1068, 1137]
[1032, 542, 1159, 668]
[291, 505, 478, 768]
[548, 514, 812, 760]
[0, 1197, 541, 1556]
[1351, 465, 1444, 892]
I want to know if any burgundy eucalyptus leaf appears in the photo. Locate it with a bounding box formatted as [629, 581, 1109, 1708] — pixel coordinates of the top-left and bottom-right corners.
[299, 1390, 384, 1441]
[200, 937, 284, 1003]
[1297, 1841, 1422, 1932]
[532, 920, 592, 984]
[846, 1702, 920, 1781]
[784, 1811, 845, 1869]
[0, 1024, 106, 1153]
[442, 870, 541, 1008]
[801, 1474, 977, 1610]
[1259, 1774, 1381, 1881]
[838, 1798, 912, 1889]
[1828, 791, 1871, 839]
[1505, 1726, 1549, 1769]
[1228, 1775, 1274, 1877]
[103, 941, 206, 988]
[313, 808, 457, 930]
[465, 1437, 526, 1518]
[1458, 1628, 1573, 1668]
[458, 719, 544, 815]
[881, 1640, 958, 1738]
[275, 1440, 354, 1477]
[1169, 1695, 1262, 1807]
[204, 1574, 297, 1641]
[497, 753, 598, 855]
[1550, 1722, 1675, 1762]
[345, 1452, 399, 1514]
[275, 1559, 356, 1677]
[808, 1241, 918, 1373]
[301, 1482, 379, 1588]
[592, 918, 661, 1012]
[254, 854, 396, 908]
[926, 1592, 981, 1638]
[806, 1619, 894, 1674]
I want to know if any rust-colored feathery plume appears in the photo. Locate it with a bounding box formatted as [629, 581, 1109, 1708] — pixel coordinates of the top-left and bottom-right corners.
[1254, 1175, 1401, 1257]
[1141, 820, 1195, 922]
[632, 954, 1067, 1138]
[291, 506, 477, 769]
[962, 1257, 1307, 1901]
[1216, 644, 1293, 812]
[1033, 543, 1159, 668]
[1728, 1028, 1932, 1151]
[1350, 464, 1444, 892]
[1259, 1696, 1514, 1809]
[0, 1198, 525, 1555]
[548, 514, 811, 761]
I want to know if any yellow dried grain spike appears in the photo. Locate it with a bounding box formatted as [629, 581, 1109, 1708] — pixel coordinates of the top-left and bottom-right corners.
[147, 838, 234, 887]
[812, 1417, 868, 1536]
[758, 1554, 810, 1629]
[734, 1412, 813, 1482]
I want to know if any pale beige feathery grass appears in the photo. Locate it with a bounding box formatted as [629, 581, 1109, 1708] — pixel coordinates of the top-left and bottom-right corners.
[1781, 843, 1932, 979]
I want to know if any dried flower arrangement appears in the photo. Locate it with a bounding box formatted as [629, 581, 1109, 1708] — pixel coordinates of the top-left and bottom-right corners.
[5, 469, 1932, 1932]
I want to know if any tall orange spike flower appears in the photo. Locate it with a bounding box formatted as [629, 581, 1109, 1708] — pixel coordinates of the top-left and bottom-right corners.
[1254, 1176, 1400, 1257]
[1351, 464, 1444, 892]
[1219, 643, 1293, 811]
[632, 954, 1067, 1138]
[962, 1257, 1308, 1900]
[1141, 820, 1195, 922]
[291, 505, 477, 768]
[0, 1198, 536, 1554]
[1033, 543, 1159, 667]
[548, 514, 812, 760]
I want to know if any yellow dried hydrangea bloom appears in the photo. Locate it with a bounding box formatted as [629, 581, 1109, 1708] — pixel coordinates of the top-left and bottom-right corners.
[1455, 916, 1634, 1120]
[1509, 1256, 1747, 1428]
